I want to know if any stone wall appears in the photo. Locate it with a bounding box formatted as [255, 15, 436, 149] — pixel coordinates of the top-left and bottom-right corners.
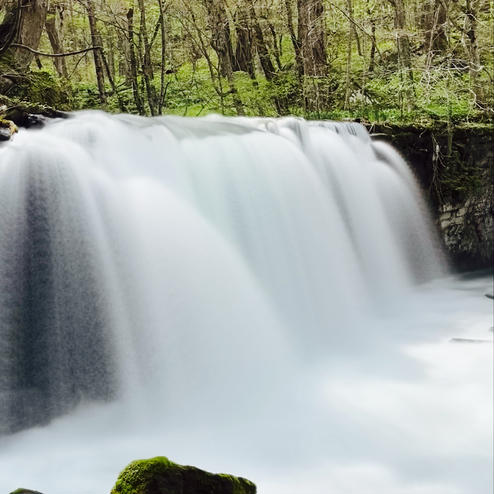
[369, 123, 493, 272]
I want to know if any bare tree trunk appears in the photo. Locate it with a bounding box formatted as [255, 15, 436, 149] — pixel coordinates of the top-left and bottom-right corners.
[127, 7, 145, 114]
[204, 0, 244, 115]
[422, 0, 447, 58]
[465, 0, 482, 101]
[2, 0, 49, 70]
[297, 0, 327, 77]
[0, 0, 21, 59]
[387, 0, 414, 110]
[204, 0, 235, 78]
[368, 5, 377, 73]
[248, 0, 289, 113]
[247, 0, 276, 81]
[284, 0, 303, 77]
[297, 0, 328, 112]
[232, 5, 255, 78]
[45, 5, 68, 78]
[86, 0, 106, 104]
[267, 21, 282, 70]
[137, 0, 157, 115]
[344, 0, 353, 109]
[100, 47, 127, 112]
[388, 0, 412, 71]
[157, 0, 167, 113]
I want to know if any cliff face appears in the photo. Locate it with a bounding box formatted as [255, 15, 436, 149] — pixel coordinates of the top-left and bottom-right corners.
[370, 124, 493, 272]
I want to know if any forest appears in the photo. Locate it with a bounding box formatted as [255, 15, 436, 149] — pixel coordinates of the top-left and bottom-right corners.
[0, 0, 492, 123]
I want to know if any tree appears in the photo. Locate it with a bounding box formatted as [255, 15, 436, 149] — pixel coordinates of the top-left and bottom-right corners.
[1, 0, 48, 70]
[297, 0, 328, 111]
[45, 2, 68, 78]
[84, 0, 106, 104]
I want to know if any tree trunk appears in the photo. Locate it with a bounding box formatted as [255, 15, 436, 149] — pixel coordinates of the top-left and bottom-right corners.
[45, 5, 68, 78]
[247, 0, 276, 81]
[465, 0, 482, 101]
[388, 0, 412, 72]
[204, 0, 235, 79]
[368, 7, 377, 73]
[137, 0, 157, 115]
[297, 0, 327, 77]
[1, 0, 49, 70]
[204, 0, 244, 115]
[344, 0, 353, 109]
[268, 21, 282, 70]
[157, 0, 167, 113]
[284, 0, 303, 77]
[86, 0, 106, 104]
[297, 0, 328, 112]
[422, 0, 447, 56]
[232, 5, 255, 78]
[387, 0, 414, 110]
[126, 7, 145, 115]
[0, 0, 22, 59]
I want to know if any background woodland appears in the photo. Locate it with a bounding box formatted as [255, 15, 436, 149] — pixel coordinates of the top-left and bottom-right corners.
[0, 0, 492, 123]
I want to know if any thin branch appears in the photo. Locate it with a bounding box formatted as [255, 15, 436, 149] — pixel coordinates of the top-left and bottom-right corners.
[10, 43, 103, 57]
[326, 0, 382, 56]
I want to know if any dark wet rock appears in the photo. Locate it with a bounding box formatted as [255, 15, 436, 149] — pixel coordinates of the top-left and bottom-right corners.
[0, 125, 12, 141]
[0, 99, 69, 142]
[370, 123, 493, 271]
[0, 96, 69, 137]
[111, 456, 256, 494]
[3, 105, 68, 129]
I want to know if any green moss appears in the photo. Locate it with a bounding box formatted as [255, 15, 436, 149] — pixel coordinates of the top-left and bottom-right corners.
[111, 456, 256, 494]
[218, 474, 256, 494]
[111, 456, 174, 494]
[0, 117, 18, 134]
[6, 70, 72, 110]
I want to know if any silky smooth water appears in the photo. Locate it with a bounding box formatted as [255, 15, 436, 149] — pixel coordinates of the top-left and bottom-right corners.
[0, 112, 491, 494]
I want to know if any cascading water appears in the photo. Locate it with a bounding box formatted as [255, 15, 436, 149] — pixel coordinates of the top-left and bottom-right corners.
[0, 112, 491, 494]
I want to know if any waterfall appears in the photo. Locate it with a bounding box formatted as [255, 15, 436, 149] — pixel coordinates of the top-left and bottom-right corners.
[0, 111, 445, 433]
[0, 112, 491, 494]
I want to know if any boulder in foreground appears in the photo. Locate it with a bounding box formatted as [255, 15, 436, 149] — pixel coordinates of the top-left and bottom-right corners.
[9, 489, 44, 494]
[111, 456, 256, 494]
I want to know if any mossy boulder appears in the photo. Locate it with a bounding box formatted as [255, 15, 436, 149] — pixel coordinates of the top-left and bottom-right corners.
[0, 94, 68, 136]
[0, 117, 17, 140]
[111, 456, 256, 494]
[4, 70, 71, 109]
[9, 489, 44, 494]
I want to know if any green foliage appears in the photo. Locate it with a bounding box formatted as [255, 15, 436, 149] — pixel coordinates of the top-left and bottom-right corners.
[1, 0, 491, 125]
[71, 82, 103, 109]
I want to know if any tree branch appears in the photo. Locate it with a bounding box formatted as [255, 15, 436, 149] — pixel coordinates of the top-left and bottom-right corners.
[10, 43, 103, 58]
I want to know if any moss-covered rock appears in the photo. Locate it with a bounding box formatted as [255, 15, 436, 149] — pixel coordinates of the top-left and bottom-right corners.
[111, 456, 256, 494]
[8, 489, 44, 494]
[0, 117, 17, 140]
[0, 94, 68, 133]
[4, 70, 71, 109]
